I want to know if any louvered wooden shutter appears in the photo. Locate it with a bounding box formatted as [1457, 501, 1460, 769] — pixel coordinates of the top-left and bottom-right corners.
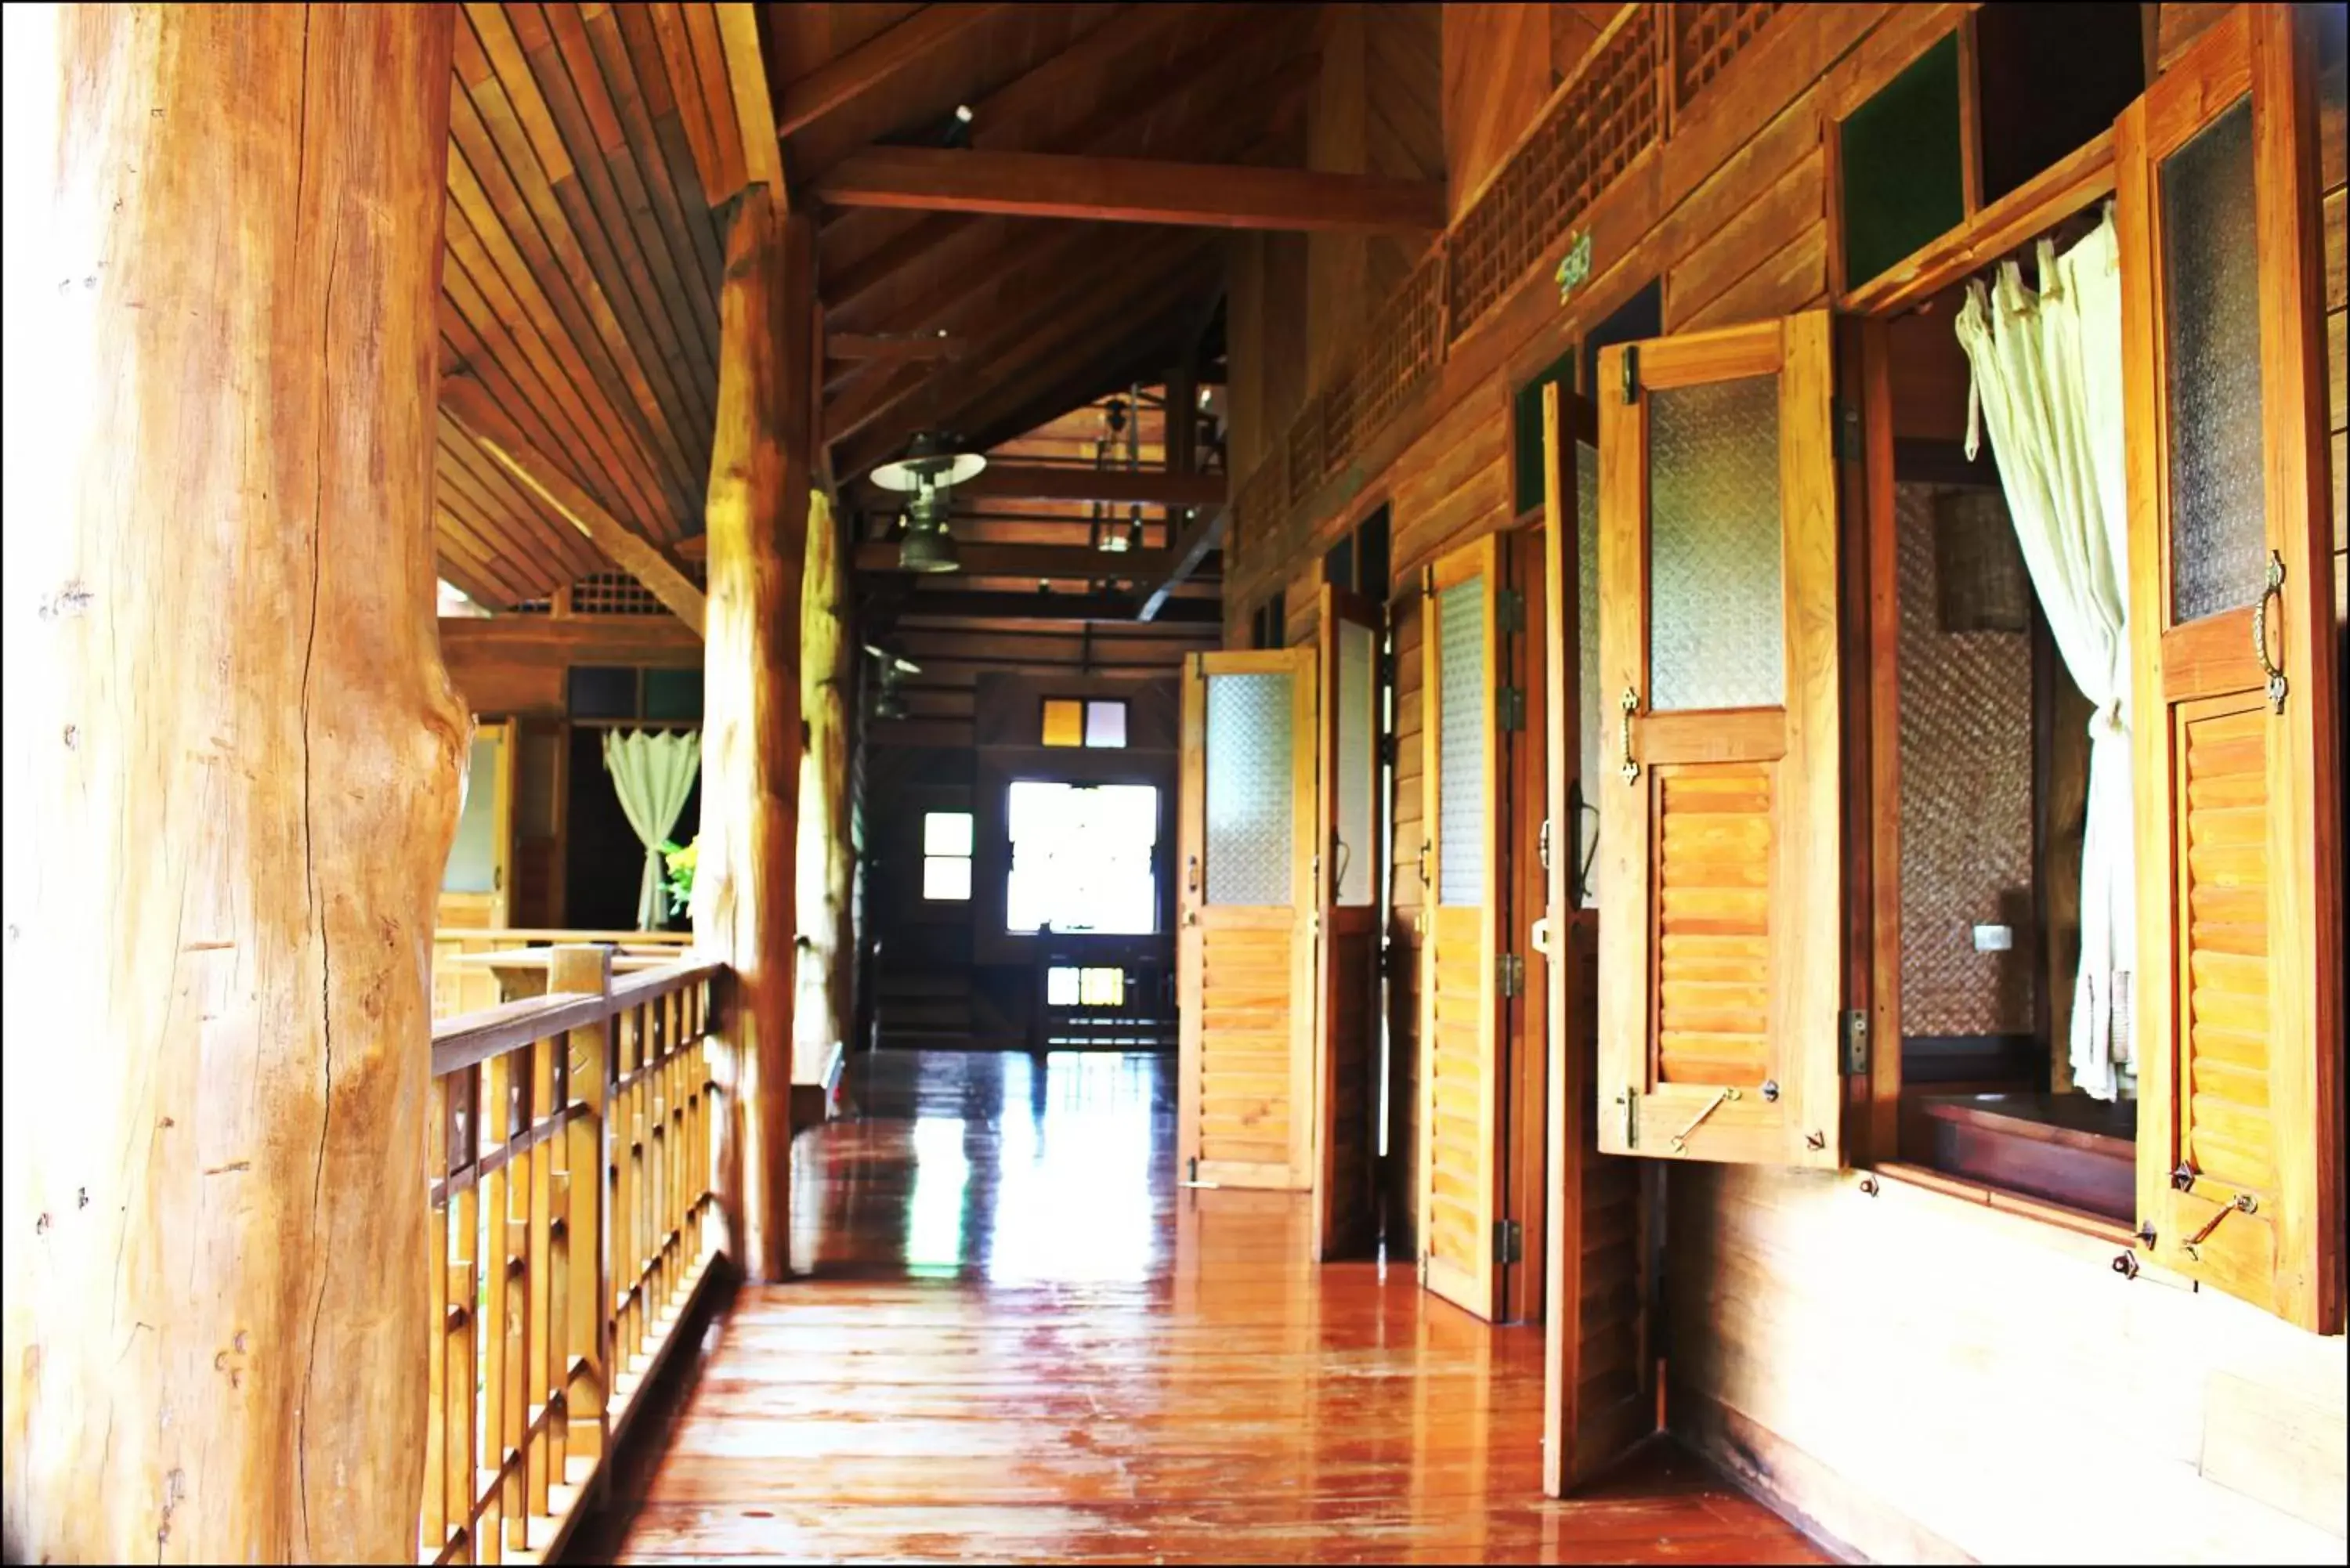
[2115, 5, 2341, 1331]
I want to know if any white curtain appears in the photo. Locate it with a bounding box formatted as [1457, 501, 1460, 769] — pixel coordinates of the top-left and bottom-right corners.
[1954, 209, 2134, 1099]
[602, 728, 702, 930]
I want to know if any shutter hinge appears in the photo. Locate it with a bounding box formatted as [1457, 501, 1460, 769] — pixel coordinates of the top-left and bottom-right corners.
[1842, 1009, 1871, 1075]
[1378, 732, 1399, 767]
[1618, 1089, 1639, 1149]
[1494, 1219, 1524, 1265]
[1621, 344, 1640, 405]
[1835, 396, 1863, 464]
[1498, 685, 1526, 731]
[1421, 564, 1437, 599]
[1538, 815, 1553, 873]
[1495, 587, 1526, 633]
[1498, 952, 1525, 998]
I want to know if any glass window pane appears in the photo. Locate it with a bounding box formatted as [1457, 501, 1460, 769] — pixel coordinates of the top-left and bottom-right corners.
[1839, 32, 1965, 287]
[1079, 967, 1126, 1007]
[1437, 576, 1487, 907]
[1006, 783, 1159, 934]
[1336, 619, 1377, 905]
[1084, 700, 1127, 748]
[1205, 671, 1293, 905]
[1042, 698, 1083, 746]
[642, 667, 701, 720]
[441, 735, 502, 893]
[923, 857, 971, 901]
[568, 664, 637, 719]
[1575, 443, 1603, 909]
[2161, 96, 2266, 623]
[1047, 966, 1079, 1006]
[924, 811, 973, 857]
[1649, 374, 1784, 710]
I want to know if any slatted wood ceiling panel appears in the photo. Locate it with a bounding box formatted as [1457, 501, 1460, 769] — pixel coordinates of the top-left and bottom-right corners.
[1426, 904, 1484, 1277]
[2178, 701, 2276, 1197]
[1198, 925, 1296, 1167]
[1654, 765, 1772, 1087]
[436, 2, 749, 608]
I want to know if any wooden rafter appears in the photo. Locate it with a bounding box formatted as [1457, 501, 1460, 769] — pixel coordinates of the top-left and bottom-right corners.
[775, 3, 1011, 139]
[853, 542, 1172, 580]
[1138, 504, 1227, 622]
[851, 464, 1224, 511]
[826, 331, 969, 362]
[815, 147, 1444, 233]
[817, 3, 1297, 322]
[714, 2, 783, 197]
[443, 374, 709, 634]
[888, 590, 1221, 626]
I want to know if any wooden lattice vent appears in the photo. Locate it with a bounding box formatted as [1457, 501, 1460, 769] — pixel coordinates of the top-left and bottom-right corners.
[571, 572, 671, 617]
[1447, 6, 1660, 335]
[1670, 2, 1787, 117]
[1231, 3, 1791, 594]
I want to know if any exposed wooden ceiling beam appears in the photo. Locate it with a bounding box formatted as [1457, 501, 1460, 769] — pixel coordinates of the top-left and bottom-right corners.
[1139, 504, 1227, 622]
[815, 3, 1277, 319]
[826, 331, 969, 362]
[814, 146, 1444, 233]
[442, 375, 707, 637]
[714, 2, 783, 198]
[775, 3, 1011, 140]
[888, 590, 1221, 626]
[851, 464, 1225, 510]
[854, 542, 1171, 581]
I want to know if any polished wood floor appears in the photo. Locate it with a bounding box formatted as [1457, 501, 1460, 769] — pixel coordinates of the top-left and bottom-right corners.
[589, 1050, 1826, 1564]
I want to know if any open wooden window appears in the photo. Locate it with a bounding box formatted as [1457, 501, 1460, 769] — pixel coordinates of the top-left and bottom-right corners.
[1593, 312, 1843, 1166]
[2114, 5, 2341, 1331]
[1176, 649, 1319, 1191]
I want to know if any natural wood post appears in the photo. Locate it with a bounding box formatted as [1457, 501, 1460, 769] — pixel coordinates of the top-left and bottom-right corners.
[549, 945, 612, 1467]
[696, 185, 814, 1282]
[0, 5, 465, 1563]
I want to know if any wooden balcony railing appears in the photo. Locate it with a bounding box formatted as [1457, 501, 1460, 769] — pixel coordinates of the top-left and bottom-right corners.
[421, 945, 725, 1564]
[432, 927, 695, 1019]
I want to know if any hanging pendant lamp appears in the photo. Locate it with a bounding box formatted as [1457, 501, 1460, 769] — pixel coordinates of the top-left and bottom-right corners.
[874, 430, 985, 575]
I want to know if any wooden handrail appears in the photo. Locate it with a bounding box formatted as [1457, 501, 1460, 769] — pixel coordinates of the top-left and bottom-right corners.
[419, 945, 726, 1565]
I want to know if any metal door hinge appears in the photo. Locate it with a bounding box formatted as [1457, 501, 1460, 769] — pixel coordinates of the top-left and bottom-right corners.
[1498, 952, 1525, 998]
[1498, 686, 1526, 732]
[1494, 1219, 1524, 1265]
[1842, 1010, 1870, 1075]
[1621, 344, 1640, 405]
[1379, 732, 1399, 767]
[1617, 1089, 1639, 1150]
[1421, 565, 1437, 599]
[1495, 587, 1526, 634]
[1538, 815, 1553, 873]
[1835, 396, 1862, 464]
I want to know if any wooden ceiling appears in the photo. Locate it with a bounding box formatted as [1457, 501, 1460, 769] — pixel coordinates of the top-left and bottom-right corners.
[429, 2, 1338, 659]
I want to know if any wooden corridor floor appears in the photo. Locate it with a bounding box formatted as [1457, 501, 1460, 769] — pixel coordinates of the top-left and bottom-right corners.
[583, 1050, 1828, 1564]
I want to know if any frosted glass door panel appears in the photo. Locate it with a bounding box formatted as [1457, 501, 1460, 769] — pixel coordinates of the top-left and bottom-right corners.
[1336, 619, 1376, 906]
[1437, 576, 1488, 907]
[1576, 443, 1603, 907]
[442, 736, 501, 893]
[1205, 671, 1293, 905]
[1648, 375, 1784, 710]
[2160, 96, 2265, 624]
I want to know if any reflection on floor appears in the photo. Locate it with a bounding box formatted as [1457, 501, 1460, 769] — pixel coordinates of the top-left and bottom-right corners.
[594, 1049, 1826, 1564]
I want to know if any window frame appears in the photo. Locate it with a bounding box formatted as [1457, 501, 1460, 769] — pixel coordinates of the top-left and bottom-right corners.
[920, 809, 974, 903]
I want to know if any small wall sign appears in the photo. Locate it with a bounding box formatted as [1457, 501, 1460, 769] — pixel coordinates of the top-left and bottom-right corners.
[1554, 231, 1593, 305]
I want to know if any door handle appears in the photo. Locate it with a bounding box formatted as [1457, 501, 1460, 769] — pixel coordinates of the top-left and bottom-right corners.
[1618, 688, 1641, 785]
[2254, 550, 2287, 713]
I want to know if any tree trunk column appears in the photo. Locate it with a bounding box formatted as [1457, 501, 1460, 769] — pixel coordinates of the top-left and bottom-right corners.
[1, 5, 465, 1563]
[698, 186, 813, 1282]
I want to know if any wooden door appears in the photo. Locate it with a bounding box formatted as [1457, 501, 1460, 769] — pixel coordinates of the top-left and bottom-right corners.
[1418, 535, 1506, 1317]
[1178, 649, 1321, 1191]
[439, 717, 516, 930]
[2115, 5, 2341, 1331]
[1538, 385, 1657, 1493]
[1594, 311, 1843, 1166]
[1315, 586, 1383, 1257]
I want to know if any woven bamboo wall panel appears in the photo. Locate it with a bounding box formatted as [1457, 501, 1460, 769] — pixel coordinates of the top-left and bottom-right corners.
[1671, 3, 1787, 117]
[1895, 484, 2036, 1039]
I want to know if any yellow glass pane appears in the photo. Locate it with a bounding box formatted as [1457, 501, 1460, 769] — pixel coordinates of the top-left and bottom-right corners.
[1042, 699, 1083, 746]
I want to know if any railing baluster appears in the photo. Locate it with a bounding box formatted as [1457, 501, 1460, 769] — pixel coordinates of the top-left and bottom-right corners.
[422, 948, 721, 1563]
